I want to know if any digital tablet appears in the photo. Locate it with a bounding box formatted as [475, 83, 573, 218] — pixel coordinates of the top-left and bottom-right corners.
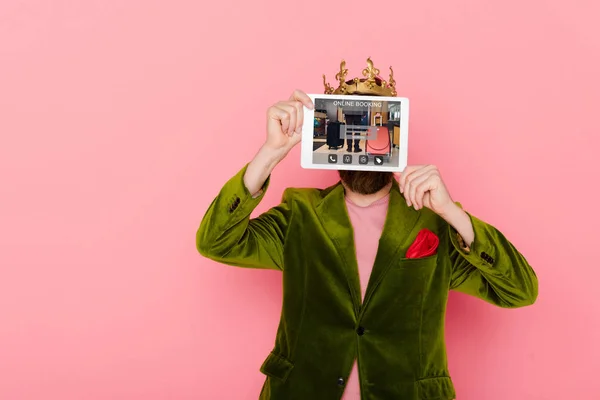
[301, 94, 409, 172]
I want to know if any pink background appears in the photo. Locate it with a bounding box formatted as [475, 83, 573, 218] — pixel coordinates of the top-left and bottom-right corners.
[1, 0, 599, 399]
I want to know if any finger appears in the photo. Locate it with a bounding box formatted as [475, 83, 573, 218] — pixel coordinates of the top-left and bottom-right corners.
[276, 103, 298, 136]
[267, 106, 291, 136]
[423, 191, 432, 210]
[287, 100, 304, 133]
[284, 123, 303, 150]
[401, 165, 427, 204]
[398, 165, 422, 193]
[408, 171, 431, 209]
[407, 166, 437, 208]
[403, 175, 413, 206]
[413, 175, 436, 210]
[403, 165, 435, 190]
[289, 89, 314, 110]
[290, 129, 302, 146]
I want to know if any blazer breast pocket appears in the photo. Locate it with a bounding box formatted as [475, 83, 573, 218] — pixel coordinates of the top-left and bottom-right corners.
[397, 253, 439, 272]
[399, 254, 439, 265]
[387, 254, 439, 304]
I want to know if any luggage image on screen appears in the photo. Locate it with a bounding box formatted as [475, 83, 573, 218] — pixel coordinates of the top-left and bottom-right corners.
[365, 123, 392, 159]
[326, 122, 344, 149]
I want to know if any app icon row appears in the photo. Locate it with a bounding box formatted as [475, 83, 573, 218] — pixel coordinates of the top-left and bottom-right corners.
[328, 154, 384, 165]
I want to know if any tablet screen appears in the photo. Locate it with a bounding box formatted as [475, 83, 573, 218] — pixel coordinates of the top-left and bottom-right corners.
[303, 95, 408, 172]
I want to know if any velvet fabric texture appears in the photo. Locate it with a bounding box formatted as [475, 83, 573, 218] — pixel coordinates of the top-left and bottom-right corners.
[196, 164, 538, 400]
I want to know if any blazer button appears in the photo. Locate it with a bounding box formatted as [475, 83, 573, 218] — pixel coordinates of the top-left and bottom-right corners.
[356, 326, 365, 336]
[337, 377, 345, 386]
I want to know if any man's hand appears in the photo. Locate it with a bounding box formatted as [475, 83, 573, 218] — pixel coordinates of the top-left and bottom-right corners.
[395, 165, 474, 246]
[264, 89, 314, 157]
[243, 90, 314, 196]
[394, 165, 455, 216]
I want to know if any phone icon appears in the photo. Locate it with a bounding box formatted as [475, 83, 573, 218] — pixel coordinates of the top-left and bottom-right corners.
[328, 154, 338, 163]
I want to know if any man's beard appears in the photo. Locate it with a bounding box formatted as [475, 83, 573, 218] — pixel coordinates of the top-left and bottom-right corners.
[338, 170, 394, 195]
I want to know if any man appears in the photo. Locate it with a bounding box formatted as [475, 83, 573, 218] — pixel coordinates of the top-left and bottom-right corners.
[343, 112, 367, 153]
[196, 59, 538, 400]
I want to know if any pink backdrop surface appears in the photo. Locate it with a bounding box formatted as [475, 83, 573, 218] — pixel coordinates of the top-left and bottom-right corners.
[1, 0, 599, 399]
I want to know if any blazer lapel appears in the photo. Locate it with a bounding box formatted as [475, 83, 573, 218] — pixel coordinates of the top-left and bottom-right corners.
[360, 179, 420, 314]
[315, 179, 421, 317]
[315, 183, 362, 316]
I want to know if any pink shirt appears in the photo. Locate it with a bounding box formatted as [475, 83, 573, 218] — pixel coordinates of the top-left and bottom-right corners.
[341, 193, 390, 400]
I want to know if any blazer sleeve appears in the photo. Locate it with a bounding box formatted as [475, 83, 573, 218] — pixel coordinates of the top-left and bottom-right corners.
[447, 203, 539, 308]
[196, 164, 292, 271]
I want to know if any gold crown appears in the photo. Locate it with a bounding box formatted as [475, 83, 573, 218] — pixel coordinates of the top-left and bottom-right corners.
[323, 57, 397, 97]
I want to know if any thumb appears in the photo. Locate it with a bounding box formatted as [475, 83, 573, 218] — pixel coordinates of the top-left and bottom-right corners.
[289, 130, 302, 147]
[282, 130, 302, 152]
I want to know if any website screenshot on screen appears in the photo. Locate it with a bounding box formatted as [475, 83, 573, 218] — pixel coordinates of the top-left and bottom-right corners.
[311, 97, 403, 167]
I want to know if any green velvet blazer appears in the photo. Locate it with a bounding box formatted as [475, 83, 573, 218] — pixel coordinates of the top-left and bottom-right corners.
[196, 165, 538, 400]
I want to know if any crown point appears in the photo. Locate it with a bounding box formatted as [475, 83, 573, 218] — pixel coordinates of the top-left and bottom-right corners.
[323, 74, 334, 94]
[325, 58, 397, 97]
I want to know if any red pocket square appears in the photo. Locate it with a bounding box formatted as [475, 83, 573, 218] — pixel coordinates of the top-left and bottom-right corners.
[405, 229, 439, 259]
